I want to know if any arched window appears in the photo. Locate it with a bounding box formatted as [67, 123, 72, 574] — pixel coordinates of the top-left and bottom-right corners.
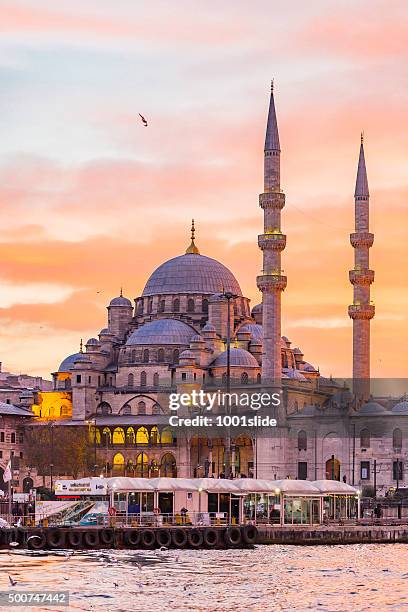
[136, 426, 149, 444]
[131, 350, 136, 362]
[148, 300, 153, 314]
[152, 403, 161, 415]
[97, 402, 111, 415]
[161, 428, 173, 445]
[241, 372, 249, 385]
[126, 427, 135, 445]
[140, 371, 147, 386]
[222, 372, 228, 385]
[158, 348, 165, 363]
[143, 349, 149, 363]
[150, 426, 159, 444]
[360, 428, 370, 448]
[150, 459, 159, 477]
[135, 452, 149, 477]
[393, 428, 402, 451]
[113, 452, 125, 474]
[202, 299, 209, 313]
[153, 372, 159, 387]
[137, 400, 146, 415]
[127, 373, 134, 387]
[173, 349, 179, 364]
[187, 298, 195, 313]
[113, 427, 125, 444]
[101, 428, 111, 446]
[137, 301, 143, 314]
[173, 298, 180, 313]
[122, 404, 131, 415]
[61, 405, 70, 417]
[159, 299, 165, 313]
[256, 373, 261, 384]
[161, 453, 177, 477]
[298, 430, 307, 451]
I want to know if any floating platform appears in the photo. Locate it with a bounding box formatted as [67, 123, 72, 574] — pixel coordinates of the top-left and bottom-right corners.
[0, 525, 257, 551]
[257, 524, 408, 545]
[1, 523, 408, 551]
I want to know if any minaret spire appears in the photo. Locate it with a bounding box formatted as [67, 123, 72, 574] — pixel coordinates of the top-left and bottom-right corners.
[257, 82, 287, 386]
[349, 135, 375, 402]
[185, 218, 200, 254]
[355, 134, 369, 198]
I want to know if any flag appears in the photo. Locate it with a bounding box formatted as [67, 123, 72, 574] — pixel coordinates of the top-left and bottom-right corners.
[3, 460, 12, 483]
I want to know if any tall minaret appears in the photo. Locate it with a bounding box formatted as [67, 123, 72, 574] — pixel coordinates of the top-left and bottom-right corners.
[348, 134, 375, 402]
[257, 82, 287, 385]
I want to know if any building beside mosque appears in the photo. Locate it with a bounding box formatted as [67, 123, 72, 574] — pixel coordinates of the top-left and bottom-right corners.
[1, 84, 407, 496]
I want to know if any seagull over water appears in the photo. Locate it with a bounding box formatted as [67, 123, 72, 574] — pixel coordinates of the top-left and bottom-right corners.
[139, 113, 148, 127]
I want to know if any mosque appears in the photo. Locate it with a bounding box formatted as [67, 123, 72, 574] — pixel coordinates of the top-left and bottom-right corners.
[30, 84, 407, 495]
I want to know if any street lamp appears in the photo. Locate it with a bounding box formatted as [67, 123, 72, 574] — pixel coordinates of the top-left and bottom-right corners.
[49, 421, 55, 492]
[221, 290, 238, 478]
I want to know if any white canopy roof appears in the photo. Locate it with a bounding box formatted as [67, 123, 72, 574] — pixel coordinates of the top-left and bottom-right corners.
[312, 480, 358, 494]
[105, 477, 358, 495]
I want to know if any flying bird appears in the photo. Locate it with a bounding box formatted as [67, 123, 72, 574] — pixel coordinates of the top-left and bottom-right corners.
[139, 113, 148, 127]
[9, 575, 17, 586]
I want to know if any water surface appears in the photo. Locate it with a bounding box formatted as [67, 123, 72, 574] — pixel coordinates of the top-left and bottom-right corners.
[1, 544, 407, 611]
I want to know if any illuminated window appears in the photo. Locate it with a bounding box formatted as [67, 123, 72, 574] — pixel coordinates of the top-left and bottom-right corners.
[136, 427, 149, 444]
[126, 427, 135, 445]
[113, 452, 125, 473]
[161, 428, 173, 445]
[112, 427, 125, 444]
[150, 426, 159, 444]
[136, 452, 149, 477]
[161, 453, 177, 477]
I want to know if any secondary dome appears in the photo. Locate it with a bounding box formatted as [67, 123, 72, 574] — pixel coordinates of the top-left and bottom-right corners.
[58, 353, 83, 372]
[126, 319, 196, 346]
[142, 253, 242, 297]
[109, 295, 132, 307]
[211, 348, 260, 369]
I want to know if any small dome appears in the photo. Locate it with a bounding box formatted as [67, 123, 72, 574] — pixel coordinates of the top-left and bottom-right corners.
[293, 347, 303, 355]
[211, 348, 260, 369]
[251, 303, 262, 314]
[283, 369, 307, 381]
[99, 328, 113, 336]
[202, 323, 216, 333]
[179, 350, 195, 360]
[392, 401, 408, 415]
[191, 334, 204, 343]
[303, 362, 316, 372]
[109, 295, 132, 307]
[58, 353, 83, 372]
[126, 318, 196, 346]
[142, 253, 242, 297]
[359, 401, 388, 415]
[86, 338, 99, 346]
[238, 323, 263, 342]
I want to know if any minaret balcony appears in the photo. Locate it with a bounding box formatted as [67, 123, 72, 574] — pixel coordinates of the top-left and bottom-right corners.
[259, 192, 285, 210]
[258, 233, 286, 251]
[348, 303, 375, 320]
[350, 232, 374, 248]
[349, 269, 375, 285]
[257, 271, 287, 292]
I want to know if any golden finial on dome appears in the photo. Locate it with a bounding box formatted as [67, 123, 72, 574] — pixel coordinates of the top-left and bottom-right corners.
[361, 131, 364, 144]
[79, 338, 83, 353]
[120, 286, 123, 297]
[185, 218, 200, 254]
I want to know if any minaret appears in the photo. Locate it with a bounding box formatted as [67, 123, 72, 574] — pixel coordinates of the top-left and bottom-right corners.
[348, 134, 375, 402]
[257, 81, 287, 385]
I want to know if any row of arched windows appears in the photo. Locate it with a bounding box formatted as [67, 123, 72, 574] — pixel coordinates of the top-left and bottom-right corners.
[297, 429, 404, 452]
[143, 298, 209, 315]
[127, 348, 179, 365]
[127, 372, 160, 387]
[112, 452, 177, 477]
[220, 372, 261, 385]
[95, 426, 174, 446]
[360, 428, 403, 450]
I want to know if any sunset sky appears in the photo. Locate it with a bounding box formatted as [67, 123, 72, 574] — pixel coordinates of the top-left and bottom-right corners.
[0, 0, 407, 379]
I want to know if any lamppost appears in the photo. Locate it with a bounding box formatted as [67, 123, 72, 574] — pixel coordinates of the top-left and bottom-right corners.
[86, 417, 98, 476]
[49, 421, 55, 492]
[222, 290, 238, 478]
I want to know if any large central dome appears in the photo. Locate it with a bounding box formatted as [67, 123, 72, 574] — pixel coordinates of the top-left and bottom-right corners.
[142, 252, 242, 297]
